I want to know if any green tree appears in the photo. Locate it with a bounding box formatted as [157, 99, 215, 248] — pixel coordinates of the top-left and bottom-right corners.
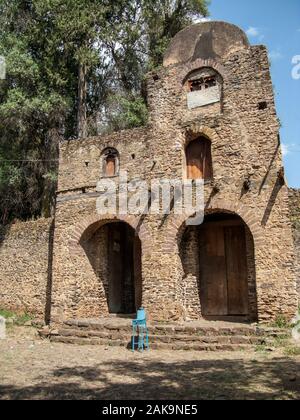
[100, 0, 209, 131]
[143, 0, 210, 68]
[0, 0, 209, 224]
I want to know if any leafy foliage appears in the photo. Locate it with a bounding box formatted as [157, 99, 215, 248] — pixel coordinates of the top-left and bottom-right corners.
[0, 0, 209, 224]
[0, 308, 33, 325]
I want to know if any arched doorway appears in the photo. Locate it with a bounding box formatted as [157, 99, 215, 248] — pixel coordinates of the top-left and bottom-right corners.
[180, 213, 257, 321]
[107, 222, 142, 314]
[199, 213, 250, 318]
[80, 221, 142, 315]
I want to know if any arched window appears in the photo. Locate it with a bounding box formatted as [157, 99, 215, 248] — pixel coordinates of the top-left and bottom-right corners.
[184, 67, 222, 110]
[186, 136, 213, 180]
[102, 148, 119, 177]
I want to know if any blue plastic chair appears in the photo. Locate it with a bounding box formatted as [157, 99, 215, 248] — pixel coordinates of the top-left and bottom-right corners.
[132, 308, 149, 352]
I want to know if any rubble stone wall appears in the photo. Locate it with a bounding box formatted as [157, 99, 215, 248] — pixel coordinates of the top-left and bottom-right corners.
[0, 219, 53, 321]
[51, 36, 298, 323]
[289, 189, 300, 298]
[0, 22, 298, 325]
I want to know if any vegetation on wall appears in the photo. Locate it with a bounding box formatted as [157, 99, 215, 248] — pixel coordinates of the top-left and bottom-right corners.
[0, 0, 209, 224]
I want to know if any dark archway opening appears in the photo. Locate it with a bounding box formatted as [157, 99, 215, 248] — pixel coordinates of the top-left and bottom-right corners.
[107, 222, 142, 315]
[81, 221, 142, 316]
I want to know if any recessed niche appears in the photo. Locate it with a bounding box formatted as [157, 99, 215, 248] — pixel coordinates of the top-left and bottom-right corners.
[184, 68, 222, 110]
[258, 101, 268, 110]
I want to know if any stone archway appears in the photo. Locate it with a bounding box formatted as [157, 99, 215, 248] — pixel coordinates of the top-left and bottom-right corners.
[80, 221, 142, 315]
[164, 199, 264, 254]
[163, 202, 262, 321]
[178, 58, 227, 88]
[68, 214, 150, 254]
[201, 213, 256, 319]
[66, 214, 150, 317]
[178, 212, 258, 321]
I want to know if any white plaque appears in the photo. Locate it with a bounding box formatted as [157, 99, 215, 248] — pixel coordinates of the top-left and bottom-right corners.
[187, 85, 220, 109]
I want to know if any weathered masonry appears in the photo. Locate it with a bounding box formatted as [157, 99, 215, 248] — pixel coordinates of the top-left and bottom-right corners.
[0, 21, 299, 324]
[289, 189, 300, 296]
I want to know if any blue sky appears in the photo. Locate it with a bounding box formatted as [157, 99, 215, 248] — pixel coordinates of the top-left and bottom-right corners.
[209, 0, 300, 187]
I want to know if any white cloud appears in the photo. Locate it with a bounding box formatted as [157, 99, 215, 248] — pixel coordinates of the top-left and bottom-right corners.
[281, 143, 299, 156]
[268, 50, 284, 61]
[281, 144, 290, 157]
[194, 17, 211, 23]
[246, 27, 260, 37]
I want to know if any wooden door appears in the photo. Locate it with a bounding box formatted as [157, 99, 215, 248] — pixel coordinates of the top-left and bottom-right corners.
[186, 137, 213, 180]
[225, 226, 249, 315]
[108, 224, 123, 314]
[200, 223, 249, 317]
[106, 156, 116, 177]
[200, 225, 228, 316]
[187, 140, 204, 179]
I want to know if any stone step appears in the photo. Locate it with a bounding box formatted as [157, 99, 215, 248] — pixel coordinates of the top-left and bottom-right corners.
[39, 319, 290, 352]
[52, 328, 267, 346]
[49, 335, 253, 352]
[61, 320, 286, 338]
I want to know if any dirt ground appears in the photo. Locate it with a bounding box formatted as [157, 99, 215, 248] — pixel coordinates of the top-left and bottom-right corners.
[0, 326, 299, 400]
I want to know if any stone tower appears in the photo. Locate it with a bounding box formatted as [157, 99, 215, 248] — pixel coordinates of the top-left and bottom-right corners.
[50, 21, 298, 324]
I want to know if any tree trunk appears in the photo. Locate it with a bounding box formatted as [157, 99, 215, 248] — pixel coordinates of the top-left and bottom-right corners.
[77, 63, 87, 139]
[41, 128, 60, 218]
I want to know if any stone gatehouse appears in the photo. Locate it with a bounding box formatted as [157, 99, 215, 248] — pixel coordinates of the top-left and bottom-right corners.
[0, 21, 299, 325]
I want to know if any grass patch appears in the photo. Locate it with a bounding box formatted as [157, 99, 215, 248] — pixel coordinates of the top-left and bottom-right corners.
[292, 319, 300, 328]
[255, 335, 291, 353]
[271, 315, 291, 329]
[271, 336, 290, 349]
[255, 344, 269, 353]
[0, 308, 33, 326]
[284, 346, 300, 357]
[0, 308, 15, 319]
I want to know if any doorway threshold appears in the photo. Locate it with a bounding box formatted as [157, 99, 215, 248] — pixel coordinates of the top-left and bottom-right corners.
[108, 313, 136, 320]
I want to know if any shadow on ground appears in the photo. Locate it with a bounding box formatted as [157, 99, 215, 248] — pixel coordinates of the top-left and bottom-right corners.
[0, 356, 299, 400]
